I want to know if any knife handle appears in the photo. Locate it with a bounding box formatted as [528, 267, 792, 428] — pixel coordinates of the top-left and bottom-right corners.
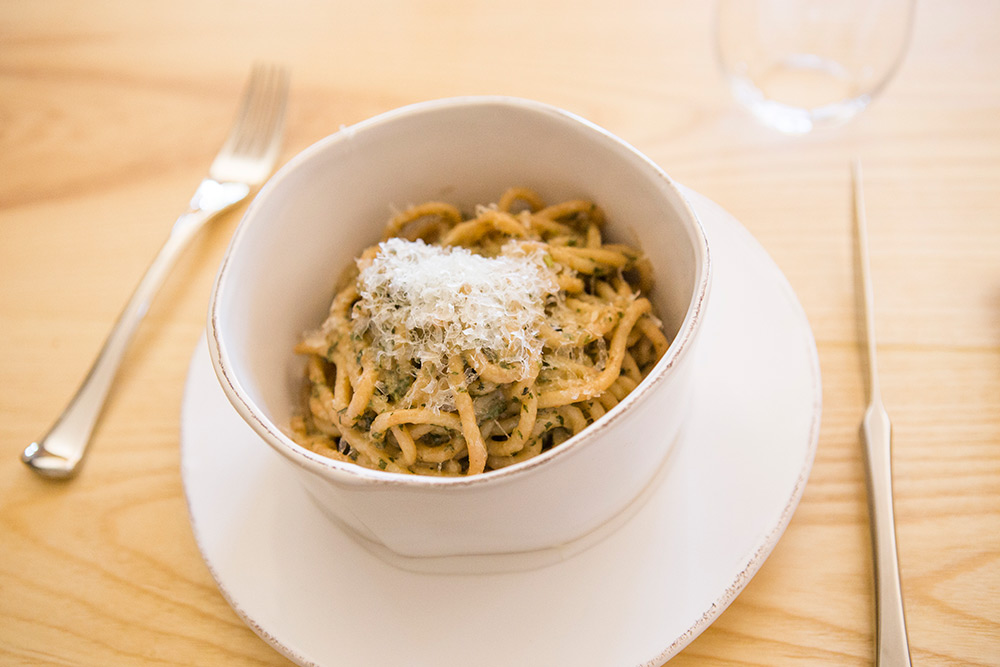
[861, 399, 913, 667]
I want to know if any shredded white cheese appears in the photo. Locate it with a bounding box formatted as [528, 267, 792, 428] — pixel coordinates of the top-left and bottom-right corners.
[355, 238, 560, 383]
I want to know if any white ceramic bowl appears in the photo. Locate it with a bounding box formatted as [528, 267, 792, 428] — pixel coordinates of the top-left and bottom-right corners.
[207, 96, 711, 565]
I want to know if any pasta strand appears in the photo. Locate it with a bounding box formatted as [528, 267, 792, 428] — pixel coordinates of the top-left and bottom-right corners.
[290, 189, 670, 476]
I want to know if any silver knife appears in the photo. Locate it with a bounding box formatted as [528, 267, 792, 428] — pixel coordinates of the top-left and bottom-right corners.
[854, 158, 913, 667]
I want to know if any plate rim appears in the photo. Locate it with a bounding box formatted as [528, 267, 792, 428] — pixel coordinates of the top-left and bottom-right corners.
[181, 188, 821, 667]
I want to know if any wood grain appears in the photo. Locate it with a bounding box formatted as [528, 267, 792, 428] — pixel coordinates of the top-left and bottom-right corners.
[1, 0, 998, 664]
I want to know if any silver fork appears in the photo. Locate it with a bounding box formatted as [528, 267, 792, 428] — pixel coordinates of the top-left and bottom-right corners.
[22, 64, 289, 479]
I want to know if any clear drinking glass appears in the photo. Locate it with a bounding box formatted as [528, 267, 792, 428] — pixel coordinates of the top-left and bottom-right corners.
[716, 0, 915, 134]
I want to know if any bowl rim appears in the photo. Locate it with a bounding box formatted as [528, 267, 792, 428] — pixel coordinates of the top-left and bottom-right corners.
[208, 94, 712, 489]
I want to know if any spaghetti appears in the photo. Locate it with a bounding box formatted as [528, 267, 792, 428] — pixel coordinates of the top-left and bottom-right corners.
[290, 187, 670, 476]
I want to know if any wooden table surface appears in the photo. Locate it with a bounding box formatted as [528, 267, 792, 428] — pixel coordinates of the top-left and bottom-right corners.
[2, 1, 998, 664]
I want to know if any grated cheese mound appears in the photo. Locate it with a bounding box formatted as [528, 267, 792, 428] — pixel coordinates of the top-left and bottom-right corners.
[355, 238, 560, 386]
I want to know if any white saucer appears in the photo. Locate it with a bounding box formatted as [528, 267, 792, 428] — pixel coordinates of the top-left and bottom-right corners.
[181, 189, 821, 667]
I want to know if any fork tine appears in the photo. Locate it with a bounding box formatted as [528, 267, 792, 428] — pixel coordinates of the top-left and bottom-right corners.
[210, 63, 289, 185]
[242, 65, 288, 158]
[234, 65, 275, 155]
[216, 64, 264, 157]
[224, 64, 285, 157]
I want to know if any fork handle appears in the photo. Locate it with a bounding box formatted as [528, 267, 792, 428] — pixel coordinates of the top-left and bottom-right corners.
[21, 180, 248, 479]
[861, 400, 913, 666]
